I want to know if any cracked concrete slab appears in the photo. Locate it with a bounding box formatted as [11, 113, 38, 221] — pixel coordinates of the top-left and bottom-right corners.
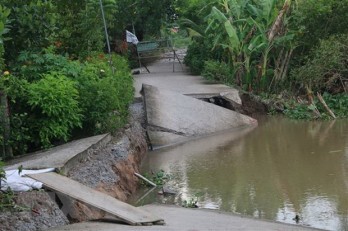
[5, 134, 110, 171]
[142, 84, 257, 147]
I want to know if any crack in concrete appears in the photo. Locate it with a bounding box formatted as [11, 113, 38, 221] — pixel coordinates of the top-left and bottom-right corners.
[147, 124, 187, 136]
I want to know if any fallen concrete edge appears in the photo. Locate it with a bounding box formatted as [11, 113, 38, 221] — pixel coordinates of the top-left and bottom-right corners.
[151, 125, 257, 151]
[147, 130, 187, 149]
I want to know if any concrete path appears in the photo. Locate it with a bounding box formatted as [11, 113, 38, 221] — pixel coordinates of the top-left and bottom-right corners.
[5, 134, 110, 171]
[28, 173, 163, 226]
[134, 60, 240, 100]
[48, 204, 323, 231]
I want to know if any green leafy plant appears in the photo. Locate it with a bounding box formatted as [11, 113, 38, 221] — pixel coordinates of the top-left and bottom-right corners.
[283, 93, 348, 120]
[183, 0, 295, 91]
[283, 103, 316, 120]
[290, 0, 348, 58]
[184, 39, 216, 75]
[142, 170, 170, 186]
[202, 60, 234, 83]
[27, 73, 82, 148]
[77, 54, 134, 134]
[182, 197, 198, 208]
[291, 34, 348, 93]
[14, 47, 82, 82]
[0, 4, 11, 71]
[317, 93, 348, 118]
[0, 188, 27, 212]
[2, 0, 57, 65]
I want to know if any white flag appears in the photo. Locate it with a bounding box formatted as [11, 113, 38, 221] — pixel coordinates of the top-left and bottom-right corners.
[126, 30, 139, 45]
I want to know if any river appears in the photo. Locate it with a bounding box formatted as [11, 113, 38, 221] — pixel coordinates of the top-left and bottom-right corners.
[135, 116, 348, 231]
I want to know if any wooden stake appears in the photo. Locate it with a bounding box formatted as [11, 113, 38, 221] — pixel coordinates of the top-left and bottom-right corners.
[134, 172, 157, 187]
[317, 93, 336, 119]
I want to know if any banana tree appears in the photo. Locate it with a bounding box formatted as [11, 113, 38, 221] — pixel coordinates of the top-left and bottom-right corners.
[205, 0, 294, 91]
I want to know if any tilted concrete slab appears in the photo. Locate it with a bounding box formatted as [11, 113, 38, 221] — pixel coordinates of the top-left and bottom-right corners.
[27, 173, 163, 226]
[48, 204, 323, 231]
[5, 134, 110, 171]
[142, 84, 257, 146]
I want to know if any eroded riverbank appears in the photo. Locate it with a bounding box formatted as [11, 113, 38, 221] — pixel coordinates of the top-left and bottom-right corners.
[0, 103, 149, 230]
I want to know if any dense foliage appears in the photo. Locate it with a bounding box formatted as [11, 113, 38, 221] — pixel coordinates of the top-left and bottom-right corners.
[184, 0, 295, 91]
[291, 34, 348, 94]
[0, 49, 133, 155]
[0, 0, 347, 159]
[182, 0, 348, 119]
[0, 0, 145, 159]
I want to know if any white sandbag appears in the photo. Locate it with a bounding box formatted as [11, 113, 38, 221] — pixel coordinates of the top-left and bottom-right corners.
[1, 168, 55, 192]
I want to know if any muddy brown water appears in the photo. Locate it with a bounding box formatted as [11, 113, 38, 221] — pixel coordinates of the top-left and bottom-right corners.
[134, 117, 348, 231]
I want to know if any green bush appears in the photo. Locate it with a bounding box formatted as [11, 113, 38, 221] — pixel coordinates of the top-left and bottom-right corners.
[284, 93, 348, 120]
[27, 73, 82, 148]
[0, 5, 11, 71]
[202, 60, 234, 84]
[2, 0, 57, 65]
[318, 93, 348, 118]
[291, 34, 348, 93]
[14, 47, 82, 82]
[291, 0, 348, 57]
[283, 103, 316, 120]
[184, 39, 214, 75]
[76, 54, 133, 134]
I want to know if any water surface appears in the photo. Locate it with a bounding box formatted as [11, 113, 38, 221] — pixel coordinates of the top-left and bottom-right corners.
[139, 117, 348, 231]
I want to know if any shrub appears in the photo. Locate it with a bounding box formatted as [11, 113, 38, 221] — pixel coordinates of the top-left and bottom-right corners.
[284, 93, 348, 120]
[0, 5, 11, 71]
[291, 0, 348, 57]
[2, 0, 57, 65]
[184, 39, 213, 75]
[26, 73, 82, 148]
[14, 47, 82, 82]
[202, 60, 234, 84]
[291, 34, 348, 93]
[77, 54, 134, 134]
[318, 93, 348, 118]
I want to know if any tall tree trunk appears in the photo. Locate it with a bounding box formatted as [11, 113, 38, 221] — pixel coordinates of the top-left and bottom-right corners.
[268, 0, 291, 42]
[0, 91, 12, 159]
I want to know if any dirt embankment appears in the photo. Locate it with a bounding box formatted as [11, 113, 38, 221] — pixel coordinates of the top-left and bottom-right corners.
[0, 103, 148, 231]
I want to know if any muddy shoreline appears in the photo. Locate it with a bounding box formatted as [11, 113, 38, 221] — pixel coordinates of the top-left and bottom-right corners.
[0, 103, 149, 231]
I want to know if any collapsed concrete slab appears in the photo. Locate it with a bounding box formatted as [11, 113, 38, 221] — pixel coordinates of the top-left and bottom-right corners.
[28, 172, 164, 226]
[142, 84, 257, 147]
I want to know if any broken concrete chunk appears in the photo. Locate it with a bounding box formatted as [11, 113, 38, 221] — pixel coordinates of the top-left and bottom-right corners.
[220, 91, 242, 105]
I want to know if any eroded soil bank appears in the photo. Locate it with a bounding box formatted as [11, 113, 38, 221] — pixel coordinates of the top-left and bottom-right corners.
[0, 91, 267, 231]
[0, 103, 148, 231]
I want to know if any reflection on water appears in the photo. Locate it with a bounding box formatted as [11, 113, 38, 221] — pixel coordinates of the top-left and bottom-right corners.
[139, 117, 348, 231]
